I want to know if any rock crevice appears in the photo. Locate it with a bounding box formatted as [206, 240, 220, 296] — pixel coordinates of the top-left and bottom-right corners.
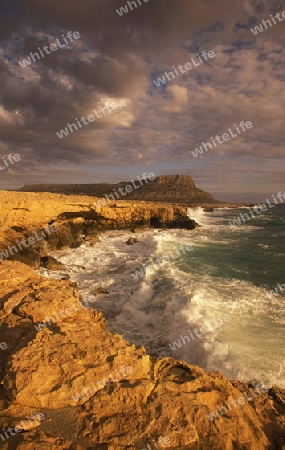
[0, 192, 284, 449]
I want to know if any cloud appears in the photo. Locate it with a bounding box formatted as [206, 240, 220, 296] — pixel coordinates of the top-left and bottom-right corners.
[163, 85, 189, 112]
[0, 0, 284, 198]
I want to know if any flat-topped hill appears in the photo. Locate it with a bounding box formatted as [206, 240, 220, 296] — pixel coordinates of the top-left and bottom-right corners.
[19, 174, 219, 204]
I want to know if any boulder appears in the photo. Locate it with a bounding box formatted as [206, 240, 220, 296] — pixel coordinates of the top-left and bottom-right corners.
[204, 207, 214, 212]
[126, 237, 139, 245]
[90, 287, 109, 296]
[40, 256, 64, 270]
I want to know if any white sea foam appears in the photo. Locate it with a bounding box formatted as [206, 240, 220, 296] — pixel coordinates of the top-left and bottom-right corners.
[38, 211, 285, 388]
[187, 206, 208, 226]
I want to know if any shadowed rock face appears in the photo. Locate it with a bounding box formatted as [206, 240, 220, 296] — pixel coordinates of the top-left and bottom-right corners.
[0, 261, 284, 449]
[19, 175, 218, 204]
[0, 192, 284, 449]
[0, 191, 197, 268]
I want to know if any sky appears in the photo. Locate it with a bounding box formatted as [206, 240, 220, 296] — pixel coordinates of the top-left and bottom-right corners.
[0, 0, 284, 202]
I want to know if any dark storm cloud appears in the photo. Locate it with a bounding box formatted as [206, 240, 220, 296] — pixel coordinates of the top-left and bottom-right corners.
[0, 0, 284, 197]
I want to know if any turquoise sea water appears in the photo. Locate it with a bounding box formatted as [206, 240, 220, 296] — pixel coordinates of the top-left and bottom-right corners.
[40, 205, 285, 387]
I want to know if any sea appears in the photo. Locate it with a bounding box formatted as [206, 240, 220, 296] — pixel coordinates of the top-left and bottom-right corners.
[39, 205, 285, 388]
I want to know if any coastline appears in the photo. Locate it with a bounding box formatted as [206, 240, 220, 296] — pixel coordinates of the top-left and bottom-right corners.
[0, 191, 284, 448]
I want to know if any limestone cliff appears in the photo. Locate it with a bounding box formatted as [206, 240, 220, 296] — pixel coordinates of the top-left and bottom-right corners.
[0, 191, 197, 268]
[0, 192, 284, 449]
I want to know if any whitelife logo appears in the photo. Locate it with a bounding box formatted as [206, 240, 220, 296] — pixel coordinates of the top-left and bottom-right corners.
[0, 413, 45, 443]
[71, 366, 133, 403]
[191, 121, 253, 157]
[169, 313, 231, 351]
[18, 31, 81, 68]
[206, 384, 268, 422]
[0, 153, 21, 171]
[153, 50, 215, 87]
[34, 302, 81, 332]
[228, 191, 285, 226]
[116, 0, 149, 16]
[56, 102, 122, 139]
[0, 225, 58, 261]
[131, 244, 193, 281]
[93, 172, 156, 207]
[251, 11, 285, 35]
[270, 283, 285, 296]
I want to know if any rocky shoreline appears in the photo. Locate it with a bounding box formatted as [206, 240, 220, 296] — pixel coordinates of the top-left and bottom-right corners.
[0, 191, 198, 268]
[0, 191, 284, 449]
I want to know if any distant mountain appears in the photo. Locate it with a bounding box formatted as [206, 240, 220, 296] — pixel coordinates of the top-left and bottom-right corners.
[19, 174, 219, 204]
